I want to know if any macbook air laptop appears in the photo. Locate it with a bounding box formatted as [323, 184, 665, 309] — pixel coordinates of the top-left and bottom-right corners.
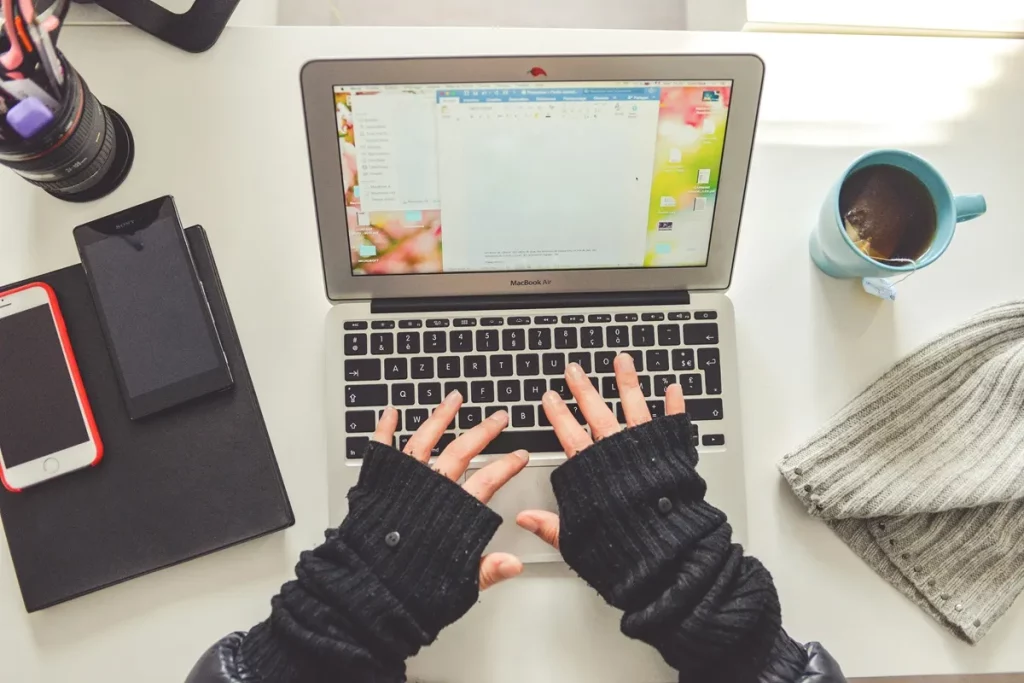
[301, 55, 764, 562]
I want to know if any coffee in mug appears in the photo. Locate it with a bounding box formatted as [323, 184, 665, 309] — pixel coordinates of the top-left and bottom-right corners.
[839, 164, 936, 263]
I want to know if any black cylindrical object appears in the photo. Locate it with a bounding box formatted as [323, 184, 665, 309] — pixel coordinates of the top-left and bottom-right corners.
[0, 55, 134, 202]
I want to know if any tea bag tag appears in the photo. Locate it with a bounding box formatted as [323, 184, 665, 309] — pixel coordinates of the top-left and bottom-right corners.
[862, 277, 898, 301]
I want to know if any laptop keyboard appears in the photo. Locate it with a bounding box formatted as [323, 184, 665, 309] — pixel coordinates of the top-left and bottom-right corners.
[341, 310, 725, 459]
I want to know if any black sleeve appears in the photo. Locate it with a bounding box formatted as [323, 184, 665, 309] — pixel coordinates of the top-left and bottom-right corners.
[551, 414, 810, 683]
[235, 443, 502, 683]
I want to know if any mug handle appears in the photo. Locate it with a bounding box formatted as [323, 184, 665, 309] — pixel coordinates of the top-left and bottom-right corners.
[955, 194, 987, 223]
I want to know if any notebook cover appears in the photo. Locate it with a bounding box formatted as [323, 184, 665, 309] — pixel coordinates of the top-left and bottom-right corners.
[0, 226, 294, 612]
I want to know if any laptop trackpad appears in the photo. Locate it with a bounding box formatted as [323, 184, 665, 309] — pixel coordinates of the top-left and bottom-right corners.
[474, 463, 562, 564]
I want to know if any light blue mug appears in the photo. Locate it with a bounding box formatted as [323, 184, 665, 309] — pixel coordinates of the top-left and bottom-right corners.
[810, 150, 986, 278]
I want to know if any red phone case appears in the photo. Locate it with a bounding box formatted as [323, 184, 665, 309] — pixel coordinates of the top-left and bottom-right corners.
[0, 282, 103, 493]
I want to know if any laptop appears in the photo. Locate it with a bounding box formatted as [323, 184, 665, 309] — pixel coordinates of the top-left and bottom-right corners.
[301, 55, 764, 562]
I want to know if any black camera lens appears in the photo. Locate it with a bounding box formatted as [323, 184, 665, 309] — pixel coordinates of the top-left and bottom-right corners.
[0, 55, 134, 202]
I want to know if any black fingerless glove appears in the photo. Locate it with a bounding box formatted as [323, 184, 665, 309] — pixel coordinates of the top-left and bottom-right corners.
[240, 443, 502, 683]
[551, 414, 806, 683]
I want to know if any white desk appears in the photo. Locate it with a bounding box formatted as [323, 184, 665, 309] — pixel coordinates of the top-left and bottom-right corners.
[1, 26, 1022, 683]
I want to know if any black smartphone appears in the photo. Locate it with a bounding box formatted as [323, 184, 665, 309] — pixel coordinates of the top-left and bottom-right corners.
[73, 196, 233, 420]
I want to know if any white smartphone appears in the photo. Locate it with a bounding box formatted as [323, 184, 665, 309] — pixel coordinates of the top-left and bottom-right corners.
[0, 283, 103, 492]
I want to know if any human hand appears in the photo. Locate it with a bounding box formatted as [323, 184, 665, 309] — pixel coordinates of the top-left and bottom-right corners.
[516, 353, 685, 549]
[371, 390, 530, 589]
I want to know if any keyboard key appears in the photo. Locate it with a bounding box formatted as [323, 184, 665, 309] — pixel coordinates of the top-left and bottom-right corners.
[418, 382, 442, 405]
[625, 349, 644, 371]
[535, 315, 558, 324]
[454, 318, 477, 327]
[581, 326, 603, 348]
[561, 315, 585, 324]
[542, 353, 566, 375]
[385, 358, 408, 380]
[371, 333, 394, 355]
[646, 349, 669, 372]
[398, 332, 420, 354]
[607, 326, 629, 347]
[344, 333, 367, 355]
[695, 311, 718, 320]
[481, 317, 504, 327]
[538, 408, 551, 427]
[631, 325, 655, 347]
[427, 318, 450, 328]
[407, 409, 429, 430]
[642, 312, 665, 321]
[438, 356, 460, 378]
[654, 374, 675, 397]
[344, 410, 376, 432]
[399, 320, 423, 329]
[424, 331, 446, 353]
[485, 405, 507, 418]
[345, 359, 381, 382]
[378, 408, 403, 432]
[698, 348, 722, 395]
[411, 357, 434, 379]
[698, 348, 720, 371]
[687, 398, 724, 420]
[345, 385, 387, 407]
[471, 380, 495, 403]
[615, 313, 638, 322]
[595, 351, 616, 373]
[647, 400, 665, 419]
[672, 348, 695, 371]
[657, 324, 681, 346]
[444, 381, 468, 402]
[525, 379, 547, 401]
[498, 380, 521, 402]
[669, 311, 691, 321]
[450, 330, 473, 352]
[516, 354, 540, 376]
[684, 323, 719, 346]
[639, 375, 652, 397]
[588, 314, 611, 323]
[346, 436, 370, 458]
[555, 327, 578, 349]
[528, 328, 552, 350]
[432, 433, 457, 456]
[568, 352, 592, 374]
[615, 402, 625, 423]
[508, 316, 531, 325]
[371, 320, 395, 329]
[490, 354, 514, 376]
[681, 373, 703, 395]
[476, 329, 499, 351]
[502, 328, 526, 351]
[399, 434, 411, 450]
[464, 355, 487, 377]
[392, 383, 415, 405]
[566, 403, 586, 425]
[550, 378, 571, 399]
[512, 405, 535, 427]
[703, 434, 725, 446]
[459, 407, 483, 429]
[601, 376, 619, 398]
[477, 430, 563, 455]
[344, 321, 368, 330]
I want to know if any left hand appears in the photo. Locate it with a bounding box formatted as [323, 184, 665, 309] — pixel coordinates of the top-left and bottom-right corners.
[371, 390, 529, 590]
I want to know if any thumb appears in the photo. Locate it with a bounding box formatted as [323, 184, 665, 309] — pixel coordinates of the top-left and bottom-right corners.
[479, 552, 523, 590]
[516, 510, 561, 550]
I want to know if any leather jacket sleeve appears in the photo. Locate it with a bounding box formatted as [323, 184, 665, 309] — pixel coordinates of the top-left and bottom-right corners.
[184, 633, 250, 683]
[800, 643, 847, 682]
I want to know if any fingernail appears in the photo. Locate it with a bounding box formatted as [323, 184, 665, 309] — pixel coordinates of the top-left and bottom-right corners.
[488, 410, 509, 424]
[542, 390, 560, 403]
[383, 406, 396, 417]
[514, 449, 530, 462]
[567, 362, 584, 378]
[497, 558, 523, 579]
[445, 389, 462, 402]
[519, 516, 539, 532]
[619, 352, 635, 366]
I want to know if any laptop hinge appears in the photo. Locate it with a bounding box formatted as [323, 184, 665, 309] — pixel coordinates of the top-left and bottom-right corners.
[371, 290, 690, 314]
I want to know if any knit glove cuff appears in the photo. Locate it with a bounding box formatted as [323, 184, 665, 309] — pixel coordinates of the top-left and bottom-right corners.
[551, 414, 726, 605]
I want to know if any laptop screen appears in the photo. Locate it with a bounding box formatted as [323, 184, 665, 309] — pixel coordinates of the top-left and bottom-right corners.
[333, 79, 733, 276]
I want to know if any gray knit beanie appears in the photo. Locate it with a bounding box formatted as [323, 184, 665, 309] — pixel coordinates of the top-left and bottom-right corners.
[779, 301, 1024, 644]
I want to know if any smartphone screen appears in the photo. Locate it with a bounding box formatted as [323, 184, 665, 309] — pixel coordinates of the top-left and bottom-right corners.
[0, 304, 89, 468]
[75, 197, 232, 419]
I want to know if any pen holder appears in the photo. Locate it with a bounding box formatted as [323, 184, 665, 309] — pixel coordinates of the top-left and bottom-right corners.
[0, 53, 134, 202]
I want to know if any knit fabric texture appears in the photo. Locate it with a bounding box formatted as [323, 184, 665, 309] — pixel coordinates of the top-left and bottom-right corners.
[238, 442, 501, 682]
[779, 301, 1024, 644]
[553, 414, 808, 683]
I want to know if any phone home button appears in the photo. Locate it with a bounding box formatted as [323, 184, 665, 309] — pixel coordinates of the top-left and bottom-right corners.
[42, 458, 60, 473]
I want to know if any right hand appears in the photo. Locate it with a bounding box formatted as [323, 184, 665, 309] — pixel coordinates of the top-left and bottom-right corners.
[516, 352, 686, 549]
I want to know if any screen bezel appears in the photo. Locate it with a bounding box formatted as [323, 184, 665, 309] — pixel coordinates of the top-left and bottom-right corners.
[301, 54, 764, 302]
[73, 196, 233, 420]
[0, 284, 101, 491]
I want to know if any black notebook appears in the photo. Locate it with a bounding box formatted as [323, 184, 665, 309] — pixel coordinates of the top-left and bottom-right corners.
[0, 226, 294, 612]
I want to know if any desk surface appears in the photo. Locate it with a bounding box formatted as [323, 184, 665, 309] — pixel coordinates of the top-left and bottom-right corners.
[1, 25, 1022, 683]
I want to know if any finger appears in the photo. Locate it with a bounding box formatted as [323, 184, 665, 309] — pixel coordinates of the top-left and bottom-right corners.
[433, 410, 510, 481]
[462, 449, 530, 503]
[565, 362, 620, 441]
[371, 406, 399, 446]
[615, 352, 651, 427]
[542, 390, 593, 458]
[403, 390, 461, 462]
[516, 510, 561, 550]
[665, 383, 686, 416]
[479, 552, 523, 590]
